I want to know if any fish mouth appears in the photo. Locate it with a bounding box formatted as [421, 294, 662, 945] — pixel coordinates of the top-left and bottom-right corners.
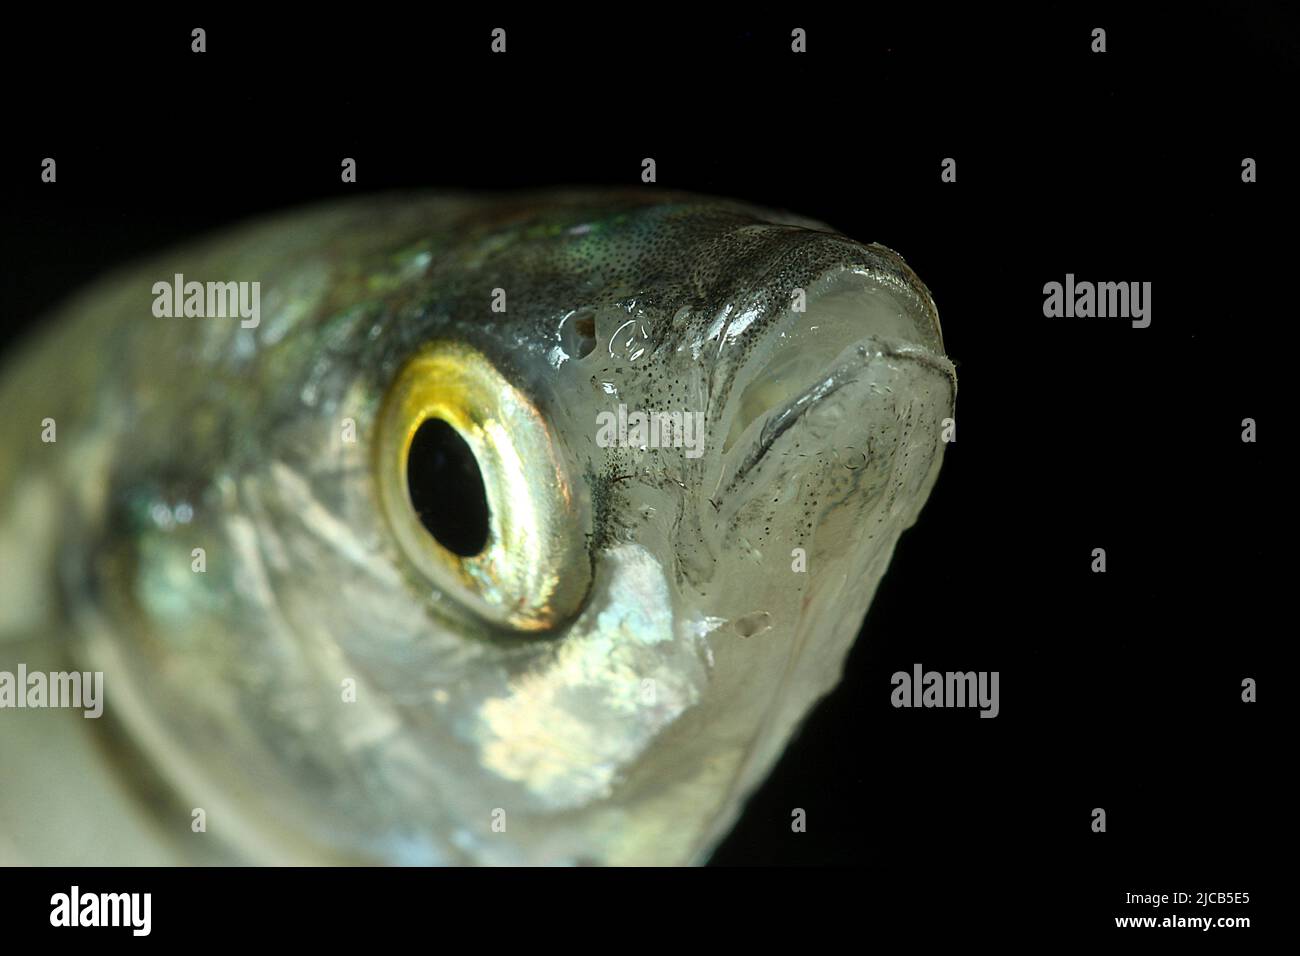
[725, 339, 955, 489]
[710, 260, 955, 499]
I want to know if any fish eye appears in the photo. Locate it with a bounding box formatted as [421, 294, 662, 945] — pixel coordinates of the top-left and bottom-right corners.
[376, 341, 591, 632]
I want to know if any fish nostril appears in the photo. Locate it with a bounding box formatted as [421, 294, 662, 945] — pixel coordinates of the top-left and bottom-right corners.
[406, 418, 490, 557]
[560, 310, 597, 360]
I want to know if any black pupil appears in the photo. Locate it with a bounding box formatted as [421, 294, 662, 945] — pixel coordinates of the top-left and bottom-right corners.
[406, 418, 490, 557]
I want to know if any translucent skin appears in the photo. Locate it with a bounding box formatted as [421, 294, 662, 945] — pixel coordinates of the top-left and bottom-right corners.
[0, 191, 955, 864]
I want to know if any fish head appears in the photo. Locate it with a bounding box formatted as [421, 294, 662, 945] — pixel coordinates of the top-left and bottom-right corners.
[2, 193, 955, 865]
[325, 194, 958, 863]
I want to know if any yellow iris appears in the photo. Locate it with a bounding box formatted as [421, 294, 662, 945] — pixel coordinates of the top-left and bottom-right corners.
[376, 341, 590, 632]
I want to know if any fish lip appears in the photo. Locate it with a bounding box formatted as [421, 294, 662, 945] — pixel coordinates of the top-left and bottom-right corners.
[724, 338, 954, 488]
[699, 230, 949, 458]
[861, 241, 947, 354]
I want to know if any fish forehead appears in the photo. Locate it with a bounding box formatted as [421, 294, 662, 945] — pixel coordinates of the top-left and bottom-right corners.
[366, 190, 938, 360]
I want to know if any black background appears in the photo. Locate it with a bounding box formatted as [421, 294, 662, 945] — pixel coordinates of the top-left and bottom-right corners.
[1, 4, 1287, 940]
